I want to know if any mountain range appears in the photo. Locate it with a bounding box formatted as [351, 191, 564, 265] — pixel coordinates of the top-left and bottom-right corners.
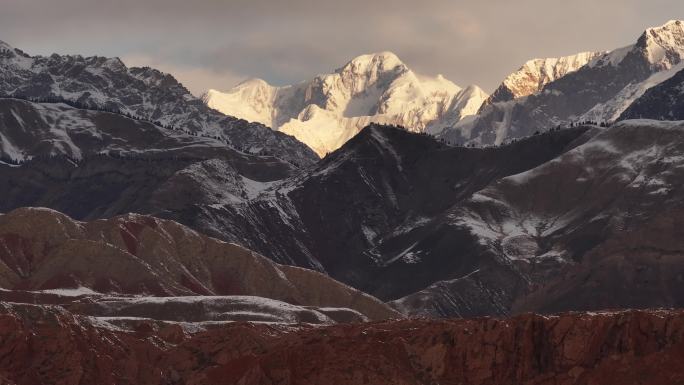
[2, 18, 684, 385]
[441, 19, 684, 145]
[203, 20, 684, 153]
[202, 52, 488, 156]
[0, 40, 317, 166]
[2, 21, 684, 318]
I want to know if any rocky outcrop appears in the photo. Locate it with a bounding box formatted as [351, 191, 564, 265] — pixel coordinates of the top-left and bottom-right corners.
[485, 51, 602, 105]
[0, 305, 683, 385]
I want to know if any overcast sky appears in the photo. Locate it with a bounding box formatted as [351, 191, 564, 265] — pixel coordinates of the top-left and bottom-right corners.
[1, 0, 682, 95]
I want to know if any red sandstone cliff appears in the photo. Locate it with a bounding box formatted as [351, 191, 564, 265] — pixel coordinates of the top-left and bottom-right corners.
[0, 304, 682, 385]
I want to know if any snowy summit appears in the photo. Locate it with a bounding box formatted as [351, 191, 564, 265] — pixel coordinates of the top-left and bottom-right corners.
[202, 52, 488, 156]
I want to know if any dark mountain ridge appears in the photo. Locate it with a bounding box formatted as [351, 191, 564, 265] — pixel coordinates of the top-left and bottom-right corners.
[0, 40, 318, 166]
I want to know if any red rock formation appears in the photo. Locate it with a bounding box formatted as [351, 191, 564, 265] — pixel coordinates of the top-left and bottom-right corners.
[1, 303, 683, 385]
[0, 207, 399, 321]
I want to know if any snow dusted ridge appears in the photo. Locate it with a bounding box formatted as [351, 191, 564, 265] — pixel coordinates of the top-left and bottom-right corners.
[203, 52, 488, 157]
[0, 40, 318, 166]
[0, 98, 242, 163]
[453, 120, 684, 254]
[641, 19, 684, 71]
[486, 51, 603, 105]
[580, 20, 684, 122]
[441, 20, 684, 147]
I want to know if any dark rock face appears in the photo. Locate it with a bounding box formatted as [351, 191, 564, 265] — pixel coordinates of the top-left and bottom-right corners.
[188, 124, 591, 311]
[283, 125, 592, 301]
[619, 67, 684, 120]
[1, 305, 683, 385]
[484, 84, 516, 105]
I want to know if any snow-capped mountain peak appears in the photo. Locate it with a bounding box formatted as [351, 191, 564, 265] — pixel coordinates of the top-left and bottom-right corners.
[338, 51, 406, 73]
[203, 51, 487, 156]
[202, 78, 279, 127]
[577, 20, 684, 122]
[639, 19, 684, 70]
[590, 20, 684, 70]
[236, 77, 273, 88]
[442, 20, 684, 147]
[333, 52, 412, 109]
[227, 78, 279, 99]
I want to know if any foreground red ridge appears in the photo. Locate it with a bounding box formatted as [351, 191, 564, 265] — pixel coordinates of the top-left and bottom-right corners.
[1, 305, 683, 385]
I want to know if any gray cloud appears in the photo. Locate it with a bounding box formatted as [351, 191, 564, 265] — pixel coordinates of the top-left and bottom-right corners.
[1, 0, 683, 95]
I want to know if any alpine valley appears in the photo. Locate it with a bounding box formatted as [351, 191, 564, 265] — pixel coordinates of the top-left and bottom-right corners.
[1, 18, 684, 385]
